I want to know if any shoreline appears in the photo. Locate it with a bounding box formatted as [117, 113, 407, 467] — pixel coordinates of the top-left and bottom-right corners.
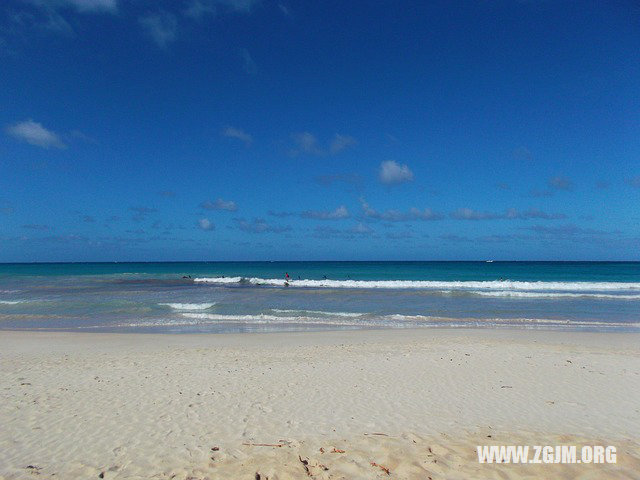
[1, 328, 639, 479]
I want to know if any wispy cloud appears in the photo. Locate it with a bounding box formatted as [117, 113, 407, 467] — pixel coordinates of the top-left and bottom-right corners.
[269, 206, 350, 220]
[267, 210, 293, 218]
[360, 198, 442, 222]
[22, 224, 50, 231]
[6, 120, 65, 149]
[222, 126, 252, 145]
[526, 224, 608, 236]
[139, 11, 177, 48]
[200, 198, 238, 211]
[198, 218, 215, 231]
[313, 223, 375, 239]
[379, 160, 413, 184]
[450, 208, 500, 221]
[236, 218, 291, 234]
[184, 0, 216, 19]
[290, 132, 322, 156]
[549, 176, 572, 191]
[350, 222, 373, 234]
[6, 0, 118, 37]
[218, 0, 260, 13]
[513, 208, 565, 220]
[278, 3, 291, 16]
[440, 233, 531, 243]
[130, 206, 157, 222]
[450, 207, 565, 221]
[51, 0, 118, 13]
[240, 48, 257, 74]
[289, 132, 356, 157]
[300, 206, 349, 220]
[329, 134, 357, 154]
[531, 176, 573, 197]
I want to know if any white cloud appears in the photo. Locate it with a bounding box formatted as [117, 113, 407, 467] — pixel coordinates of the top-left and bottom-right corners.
[200, 198, 238, 211]
[301, 205, 349, 220]
[450, 208, 498, 220]
[241, 48, 257, 74]
[236, 218, 291, 234]
[379, 160, 413, 184]
[198, 218, 215, 231]
[8, 0, 116, 37]
[222, 126, 252, 145]
[290, 132, 356, 157]
[329, 134, 357, 154]
[291, 132, 321, 155]
[451, 207, 566, 220]
[359, 198, 442, 222]
[6, 120, 65, 149]
[139, 11, 177, 48]
[350, 222, 373, 234]
[549, 176, 572, 191]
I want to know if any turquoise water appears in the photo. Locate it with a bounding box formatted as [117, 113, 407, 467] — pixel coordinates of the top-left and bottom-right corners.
[0, 262, 639, 333]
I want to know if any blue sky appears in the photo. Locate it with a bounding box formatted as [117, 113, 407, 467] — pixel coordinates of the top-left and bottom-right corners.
[1, 0, 639, 261]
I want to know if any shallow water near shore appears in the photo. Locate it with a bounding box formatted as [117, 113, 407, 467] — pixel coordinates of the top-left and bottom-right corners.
[1, 261, 639, 333]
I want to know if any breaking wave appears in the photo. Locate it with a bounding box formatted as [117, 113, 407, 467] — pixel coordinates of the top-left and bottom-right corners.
[193, 276, 640, 299]
[159, 302, 217, 311]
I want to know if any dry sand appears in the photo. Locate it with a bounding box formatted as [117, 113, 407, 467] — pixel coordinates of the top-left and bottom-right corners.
[0, 328, 638, 479]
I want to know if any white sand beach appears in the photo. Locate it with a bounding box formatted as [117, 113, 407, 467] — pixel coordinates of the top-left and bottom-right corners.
[1, 328, 639, 479]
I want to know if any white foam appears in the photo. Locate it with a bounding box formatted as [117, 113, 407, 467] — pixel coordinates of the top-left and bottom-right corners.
[193, 277, 640, 293]
[159, 302, 216, 311]
[472, 291, 640, 300]
[109, 312, 640, 330]
[181, 313, 337, 323]
[0, 300, 27, 305]
[270, 309, 365, 317]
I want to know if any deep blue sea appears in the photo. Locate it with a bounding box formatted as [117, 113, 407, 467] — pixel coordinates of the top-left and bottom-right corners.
[0, 261, 639, 333]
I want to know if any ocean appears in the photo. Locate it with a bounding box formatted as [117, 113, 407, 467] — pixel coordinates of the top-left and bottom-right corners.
[0, 261, 638, 333]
